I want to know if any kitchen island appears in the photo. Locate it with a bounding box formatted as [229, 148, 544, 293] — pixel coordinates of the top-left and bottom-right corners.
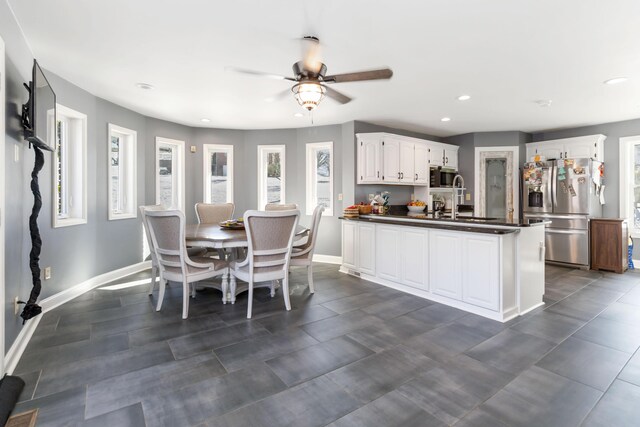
[340, 214, 547, 322]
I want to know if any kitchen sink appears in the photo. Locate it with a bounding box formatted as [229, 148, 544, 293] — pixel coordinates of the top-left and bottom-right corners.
[442, 216, 498, 222]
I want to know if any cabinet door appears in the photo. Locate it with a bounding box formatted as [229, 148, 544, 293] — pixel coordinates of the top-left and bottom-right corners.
[376, 225, 401, 281]
[358, 138, 381, 183]
[566, 141, 596, 159]
[414, 143, 429, 184]
[399, 142, 415, 184]
[429, 231, 462, 300]
[402, 229, 428, 290]
[342, 221, 357, 269]
[462, 235, 500, 310]
[444, 148, 458, 169]
[537, 143, 563, 160]
[428, 144, 444, 167]
[382, 139, 400, 183]
[358, 223, 376, 275]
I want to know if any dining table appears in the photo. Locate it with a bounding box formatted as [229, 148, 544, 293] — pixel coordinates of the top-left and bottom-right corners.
[184, 223, 309, 304]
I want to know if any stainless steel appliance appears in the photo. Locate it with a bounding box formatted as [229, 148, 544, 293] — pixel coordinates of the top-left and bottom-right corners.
[523, 158, 603, 267]
[430, 167, 457, 187]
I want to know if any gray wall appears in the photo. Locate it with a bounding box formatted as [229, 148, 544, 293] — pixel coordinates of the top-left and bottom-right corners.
[353, 121, 443, 205]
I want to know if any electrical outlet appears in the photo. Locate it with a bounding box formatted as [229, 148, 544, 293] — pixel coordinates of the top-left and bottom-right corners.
[14, 297, 19, 315]
[44, 266, 52, 280]
[465, 193, 471, 201]
[190, 145, 197, 153]
[338, 193, 343, 201]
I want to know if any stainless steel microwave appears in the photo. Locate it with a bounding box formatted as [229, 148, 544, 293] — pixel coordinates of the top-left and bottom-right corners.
[430, 167, 457, 187]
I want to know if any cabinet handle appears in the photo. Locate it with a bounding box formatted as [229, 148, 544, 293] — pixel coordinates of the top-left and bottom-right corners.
[397, 172, 400, 179]
[377, 171, 380, 178]
[415, 173, 418, 180]
[401, 172, 404, 179]
[565, 151, 567, 158]
[445, 157, 448, 164]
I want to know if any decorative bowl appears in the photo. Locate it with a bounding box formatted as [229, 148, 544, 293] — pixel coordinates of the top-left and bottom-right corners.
[407, 205, 426, 213]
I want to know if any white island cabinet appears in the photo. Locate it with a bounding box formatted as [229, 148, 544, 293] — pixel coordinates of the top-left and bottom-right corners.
[340, 217, 545, 322]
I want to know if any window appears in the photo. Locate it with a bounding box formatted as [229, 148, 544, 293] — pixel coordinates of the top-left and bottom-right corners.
[620, 136, 640, 237]
[155, 137, 185, 211]
[108, 124, 137, 220]
[306, 141, 333, 216]
[257, 145, 285, 209]
[53, 105, 87, 228]
[203, 144, 233, 203]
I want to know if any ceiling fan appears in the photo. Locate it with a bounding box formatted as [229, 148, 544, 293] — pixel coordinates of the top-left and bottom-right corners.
[226, 36, 393, 111]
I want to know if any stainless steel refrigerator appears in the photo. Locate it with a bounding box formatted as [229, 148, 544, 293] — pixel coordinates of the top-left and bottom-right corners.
[523, 158, 603, 267]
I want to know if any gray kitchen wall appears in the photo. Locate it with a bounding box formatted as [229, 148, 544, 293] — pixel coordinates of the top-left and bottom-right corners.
[353, 121, 443, 205]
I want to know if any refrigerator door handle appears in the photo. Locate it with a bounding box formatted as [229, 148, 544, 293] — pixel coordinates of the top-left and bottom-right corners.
[551, 165, 557, 210]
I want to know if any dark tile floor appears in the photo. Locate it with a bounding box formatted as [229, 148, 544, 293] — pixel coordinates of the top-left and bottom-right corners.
[12, 264, 640, 426]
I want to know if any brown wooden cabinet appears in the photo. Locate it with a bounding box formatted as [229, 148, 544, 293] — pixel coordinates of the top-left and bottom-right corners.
[590, 218, 628, 273]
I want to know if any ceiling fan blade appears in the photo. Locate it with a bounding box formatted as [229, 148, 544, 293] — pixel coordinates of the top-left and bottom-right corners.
[324, 86, 352, 104]
[324, 68, 393, 83]
[225, 66, 296, 81]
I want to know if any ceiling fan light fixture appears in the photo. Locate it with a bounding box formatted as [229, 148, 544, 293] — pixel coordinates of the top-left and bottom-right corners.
[292, 82, 326, 111]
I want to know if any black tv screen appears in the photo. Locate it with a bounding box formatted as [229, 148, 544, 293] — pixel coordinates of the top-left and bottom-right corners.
[27, 60, 56, 151]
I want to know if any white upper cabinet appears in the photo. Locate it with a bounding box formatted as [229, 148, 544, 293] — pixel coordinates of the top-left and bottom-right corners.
[414, 143, 429, 184]
[357, 133, 459, 186]
[357, 135, 382, 183]
[399, 141, 415, 183]
[526, 134, 605, 161]
[382, 137, 401, 183]
[444, 147, 458, 169]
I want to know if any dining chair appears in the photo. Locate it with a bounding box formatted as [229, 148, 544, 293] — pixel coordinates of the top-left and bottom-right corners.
[229, 209, 300, 319]
[195, 202, 235, 224]
[290, 205, 324, 294]
[144, 209, 229, 319]
[265, 203, 298, 211]
[141, 205, 207, 295]
[195, 202, 235, 259]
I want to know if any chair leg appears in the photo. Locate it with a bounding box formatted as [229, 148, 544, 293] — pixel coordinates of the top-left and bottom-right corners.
[156, 278, 166, 312]
[182, 280, 190, 319]
[283, 275, 291, 311]
[191, 283, 196, 299]
[246, 280, 254, 319]
[307, 264, 315, 294]
[270, 280, 276, 298]
[148, 265, 157, 295]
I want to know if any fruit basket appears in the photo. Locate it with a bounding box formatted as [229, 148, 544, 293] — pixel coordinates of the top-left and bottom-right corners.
[358, 204, 372, 214]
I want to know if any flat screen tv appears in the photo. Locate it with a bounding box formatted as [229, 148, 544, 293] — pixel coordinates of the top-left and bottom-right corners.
[23, 60, 56, 151]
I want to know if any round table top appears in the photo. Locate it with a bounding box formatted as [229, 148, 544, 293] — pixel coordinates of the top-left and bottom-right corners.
[185, 223, 308, 248]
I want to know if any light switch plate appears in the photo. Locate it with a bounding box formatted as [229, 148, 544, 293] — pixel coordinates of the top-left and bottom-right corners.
[190, 145, 197, 153]
[338, 193, 343, 201]
[465, 193, 471, 201]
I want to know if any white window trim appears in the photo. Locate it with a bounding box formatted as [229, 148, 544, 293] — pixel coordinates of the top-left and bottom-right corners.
[108, 123, 137, 220]
[257, 145, 286, 209]
[202, 144, 234, 204]
[52, 104, 88, 228]
[619, 135, 640, 237]
[306, 141, 334, 216]
[155, 137, 185, 211]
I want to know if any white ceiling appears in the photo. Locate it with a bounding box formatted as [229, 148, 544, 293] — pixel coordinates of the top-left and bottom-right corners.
[9, 0, 640, 137]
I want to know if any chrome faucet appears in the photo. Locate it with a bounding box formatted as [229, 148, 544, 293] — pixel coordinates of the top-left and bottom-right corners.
[451, 174, 465, 220]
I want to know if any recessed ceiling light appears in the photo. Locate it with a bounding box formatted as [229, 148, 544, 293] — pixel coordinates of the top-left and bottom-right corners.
[535, 99, 553, 107]
[293, 112, 304, 118]
[440, 117, 451, 122]
[135, 82, 154, 90]
[604, 77, 628, 85]
[264, 97, 275, 103]
[200, 118, 211, 123]
[457, 95, 471, 101]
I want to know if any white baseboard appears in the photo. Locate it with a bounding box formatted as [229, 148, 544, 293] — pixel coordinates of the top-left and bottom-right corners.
[4, 315, 41, 376]
[312, 254, 342, 265]
[4, 261, 151, 374]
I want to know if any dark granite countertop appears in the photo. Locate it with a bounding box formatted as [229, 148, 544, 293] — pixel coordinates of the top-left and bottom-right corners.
[339, 212, 549, 235]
